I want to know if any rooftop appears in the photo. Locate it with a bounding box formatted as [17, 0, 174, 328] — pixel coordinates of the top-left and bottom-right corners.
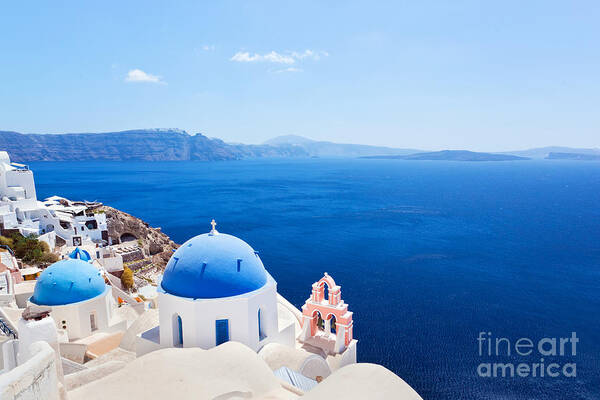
[161, 229, 268, 299]
[31, 259, 107, 306]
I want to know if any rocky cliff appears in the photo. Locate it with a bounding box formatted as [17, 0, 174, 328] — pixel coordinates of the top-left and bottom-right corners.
[102, 206, 178, 269]
[0, 129, 308, 162]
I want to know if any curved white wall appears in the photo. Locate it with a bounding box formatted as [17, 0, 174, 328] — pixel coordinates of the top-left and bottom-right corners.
[0, 341, 60, 400]
[158, 274, 279, 351]
[28, 287, 113, 341]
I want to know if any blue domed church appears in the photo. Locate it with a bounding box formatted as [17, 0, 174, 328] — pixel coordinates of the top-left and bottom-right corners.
[30, 258, 114, 341]
[136, 222, 295, 355]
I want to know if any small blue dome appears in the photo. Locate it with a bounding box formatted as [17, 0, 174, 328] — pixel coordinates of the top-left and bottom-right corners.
[68, 247, 91, 261]
[161, 232, 268, 299]
[32, 259, 107, 306]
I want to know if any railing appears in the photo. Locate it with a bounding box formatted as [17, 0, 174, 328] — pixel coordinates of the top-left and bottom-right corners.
[10, 162, 30, 170]
[0, 317, 17, 339]
[0, 245, 15, 256]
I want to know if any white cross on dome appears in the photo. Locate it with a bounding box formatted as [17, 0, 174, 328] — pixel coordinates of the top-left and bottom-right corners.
[210, 219, 219, 235]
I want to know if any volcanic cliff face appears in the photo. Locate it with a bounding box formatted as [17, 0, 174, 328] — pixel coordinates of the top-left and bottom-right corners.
[102, 206, 178, 268]
[0, 129, 308, 162]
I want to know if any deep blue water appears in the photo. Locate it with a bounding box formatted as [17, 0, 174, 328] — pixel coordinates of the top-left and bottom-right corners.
[29, 159, 600, 399]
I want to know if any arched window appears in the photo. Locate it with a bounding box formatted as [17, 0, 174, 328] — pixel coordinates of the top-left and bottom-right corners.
[90, 312, 97, 331]
[172, 314, 183, 347]
[329, 315, 337, 334]
[322, 282, 330, 302]
[314, 310, 324, 331]
[258, 308, 266, 340]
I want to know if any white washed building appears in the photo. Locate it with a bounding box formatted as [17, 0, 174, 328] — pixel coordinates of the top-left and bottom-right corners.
[136, 222, 295, 356]
[28, 258, 117, 341]
[0, 151, 108, 248]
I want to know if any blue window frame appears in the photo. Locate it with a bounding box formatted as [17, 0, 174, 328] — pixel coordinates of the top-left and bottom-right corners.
[215, 319, 229, 345]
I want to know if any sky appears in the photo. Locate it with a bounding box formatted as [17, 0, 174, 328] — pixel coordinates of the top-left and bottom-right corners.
[1, 1, 599, 151]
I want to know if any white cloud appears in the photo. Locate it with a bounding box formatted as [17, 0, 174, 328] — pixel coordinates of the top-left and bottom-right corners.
[273, 67, 303, 73]
[202, 44, 215, 51]
[263, 51, 296, 64]
[289, 50, 328, 61]
[230, 51, 295, 64]
[125, 69, 165, 84]
[230, 49, 327, 65]
[230, 52, 262, 62]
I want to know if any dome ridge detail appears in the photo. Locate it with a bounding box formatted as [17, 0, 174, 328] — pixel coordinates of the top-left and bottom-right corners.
[161, 231, 268, 299]
[32, 259, 107, 306]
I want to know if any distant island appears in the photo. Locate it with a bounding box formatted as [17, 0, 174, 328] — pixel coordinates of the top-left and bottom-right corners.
[1, 129, 598, 162]
[264, 134, 422, 157]
[362, 150, 530, 162]
[546, 152, 600, 161]
[0, 130, 419, 162]
[500, 146, 600, 159]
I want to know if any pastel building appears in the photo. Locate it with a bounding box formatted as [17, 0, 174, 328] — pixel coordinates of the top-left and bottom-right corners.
[136, 221, 295, 355]
[298, 273, 357, 364]
[29, 258, 116, 341]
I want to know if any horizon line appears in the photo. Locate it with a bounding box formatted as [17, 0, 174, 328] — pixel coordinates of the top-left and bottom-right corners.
[1, 128, 598, 154]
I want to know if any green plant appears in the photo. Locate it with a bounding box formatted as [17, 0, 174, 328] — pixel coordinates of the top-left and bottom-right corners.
[121, 266, 134, 290]
[40, 252, 59, 264]
[6, 233, 58, 264]
[0, 236, 14, 248]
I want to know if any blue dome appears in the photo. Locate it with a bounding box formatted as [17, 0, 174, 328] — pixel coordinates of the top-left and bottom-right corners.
[68, 247, 91, 261]
[161, 232, 268, 299]
[31, 259, 107, 306]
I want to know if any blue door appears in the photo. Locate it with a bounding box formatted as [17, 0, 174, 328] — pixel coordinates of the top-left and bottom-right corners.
[215, 319, 229, 345]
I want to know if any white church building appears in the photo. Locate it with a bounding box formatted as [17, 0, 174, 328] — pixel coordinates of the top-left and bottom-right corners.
[28, 258, 117, 341]
[136, 221, 295, 355]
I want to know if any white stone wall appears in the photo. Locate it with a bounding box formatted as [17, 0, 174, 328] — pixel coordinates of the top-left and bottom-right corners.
[17, 317, 59, 366]
[0, 208, 18, 228]
[136, 327, 162, 355]
[37, 231, 56, 252]
[0, 341, 60, 400]
[2, 339, 19, 373]
[4, 169, 37, 201]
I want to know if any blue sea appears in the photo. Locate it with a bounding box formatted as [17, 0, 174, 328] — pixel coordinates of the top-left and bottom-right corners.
[30, 159, 600, 399]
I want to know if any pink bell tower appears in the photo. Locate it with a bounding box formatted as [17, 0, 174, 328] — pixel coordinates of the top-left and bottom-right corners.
[298, 273, 355, 354]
